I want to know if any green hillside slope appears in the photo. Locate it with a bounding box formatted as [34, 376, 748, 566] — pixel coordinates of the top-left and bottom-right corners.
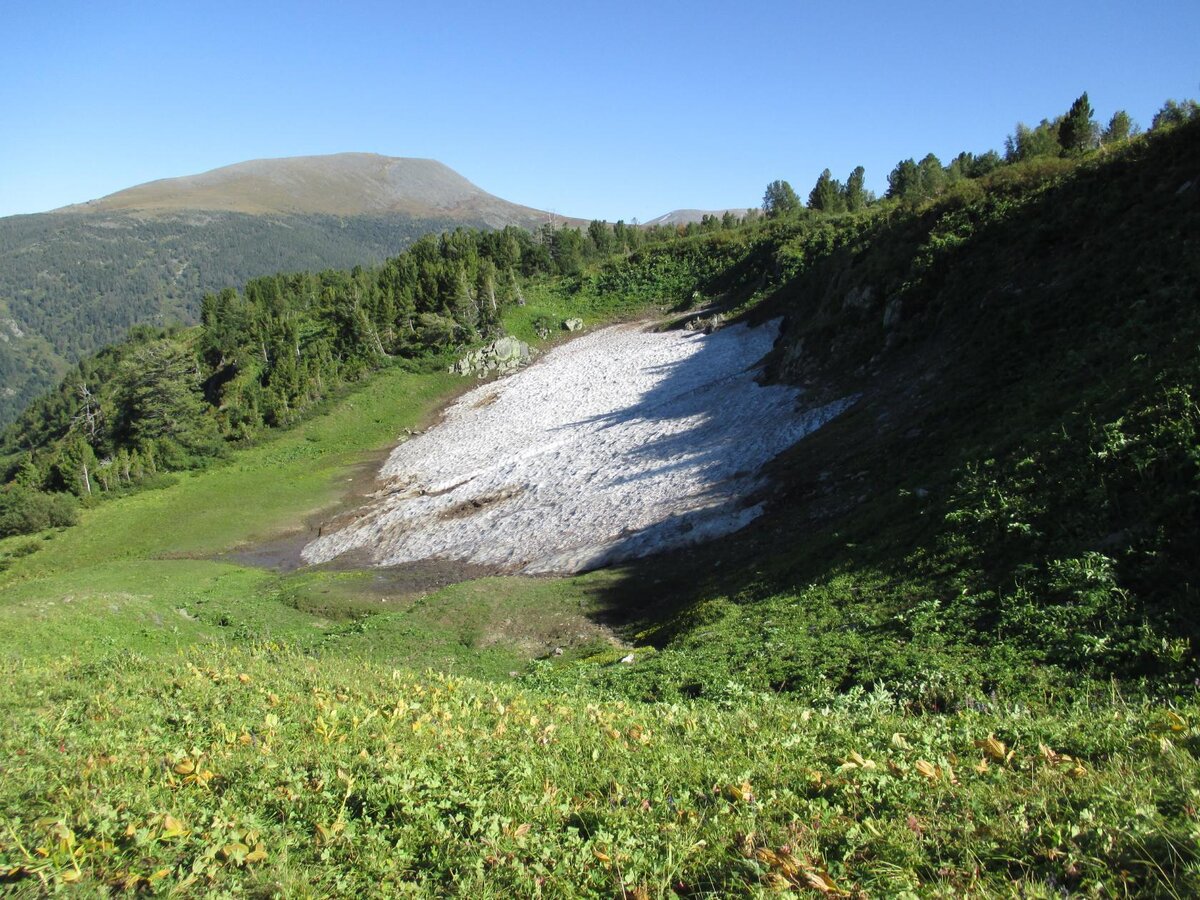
[0, 117, 1198, 895]
[559, 116, 1200, 702]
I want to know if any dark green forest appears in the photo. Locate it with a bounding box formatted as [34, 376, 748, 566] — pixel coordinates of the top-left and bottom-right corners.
[0, 217, 689, 514]
[0, 211, 470, 425]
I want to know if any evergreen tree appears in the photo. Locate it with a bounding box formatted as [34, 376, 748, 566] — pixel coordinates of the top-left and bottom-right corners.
[1058, 93, 1096, 154]
[1101, 110, 1137, 144]
[114, 341, 222, 464]
[843, 166, 867, 211]
[550, 228, 584, 276]
[886, 159, 919, 201]
[762, 180, 800, 218]
[807, 169, 845, 212]
[916, 154, 947, 198]
[586, 220, 613, 257]
[969, 150, 1002, 177]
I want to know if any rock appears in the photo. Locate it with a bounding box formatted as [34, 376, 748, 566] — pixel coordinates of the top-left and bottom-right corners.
[843, 284, 875, 310]
[883, 297, 903, 329]
[553, 647, 564, 656]
[619, 653, 635, 664]
[684, 313, 725, 334]
[451, 336, 532, 378]
[563, 317, 584, 332]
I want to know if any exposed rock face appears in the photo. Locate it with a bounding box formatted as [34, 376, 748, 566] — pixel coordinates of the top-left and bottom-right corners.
[883, 297, 903, 329]
[563, 318, 584, 332]
[843, 284, 875, 310]
[451, 336, 532, 377]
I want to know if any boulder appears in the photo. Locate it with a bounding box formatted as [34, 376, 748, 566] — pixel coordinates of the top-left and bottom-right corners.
[563, 317, 584, 332]
[451, 336, 532, 378]
[842, 284, 875, 310]
[684, 313, 725, 334]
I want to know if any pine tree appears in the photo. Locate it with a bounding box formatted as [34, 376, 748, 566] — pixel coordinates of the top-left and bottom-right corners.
[843, 166, 867, 211]
[807, 169, 845, 212]
[886, 159, 919, 201]
[1058, 93, 1096, 154]
[1100, 110, 1136, 144]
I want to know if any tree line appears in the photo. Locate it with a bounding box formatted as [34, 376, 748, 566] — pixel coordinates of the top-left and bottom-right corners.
[762, 93, 1197, 216]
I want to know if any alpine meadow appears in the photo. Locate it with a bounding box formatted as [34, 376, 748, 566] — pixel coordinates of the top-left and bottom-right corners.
[2, 62, 1200, 900]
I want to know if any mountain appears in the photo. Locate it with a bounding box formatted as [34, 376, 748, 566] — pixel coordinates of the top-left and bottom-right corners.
[0, 154, 576, 427]
[643, 207, 753, 226]
[59, 153, 558, 226]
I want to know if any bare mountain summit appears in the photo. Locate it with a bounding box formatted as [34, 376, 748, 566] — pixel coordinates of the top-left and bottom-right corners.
[62, 153, 562, 228]
[644, 208, 754, 227]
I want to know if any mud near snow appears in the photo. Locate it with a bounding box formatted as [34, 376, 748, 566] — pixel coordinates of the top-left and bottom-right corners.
[303, 320, 853, 574]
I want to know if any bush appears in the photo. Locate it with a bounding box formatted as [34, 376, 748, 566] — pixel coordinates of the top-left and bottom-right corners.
[0, 486, 79, 537]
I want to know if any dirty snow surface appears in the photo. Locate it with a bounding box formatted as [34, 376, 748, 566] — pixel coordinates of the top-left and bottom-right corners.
[303, 320, 852, 574]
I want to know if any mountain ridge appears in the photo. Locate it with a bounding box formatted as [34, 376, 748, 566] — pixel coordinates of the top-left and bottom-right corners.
[54, 152, 572, 227]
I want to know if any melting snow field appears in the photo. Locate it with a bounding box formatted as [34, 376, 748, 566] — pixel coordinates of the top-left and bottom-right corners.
[302, 320, 852, 574]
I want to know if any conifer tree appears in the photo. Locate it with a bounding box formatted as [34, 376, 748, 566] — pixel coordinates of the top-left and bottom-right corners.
[808, 169, 845, 212]
[1100, 110, 1136, 144]
[1058, 92, 1096, 154]
[843, 166, 867, 211]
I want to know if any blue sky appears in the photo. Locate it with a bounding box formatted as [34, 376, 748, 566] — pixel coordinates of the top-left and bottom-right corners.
[2, 1, 1197, 220]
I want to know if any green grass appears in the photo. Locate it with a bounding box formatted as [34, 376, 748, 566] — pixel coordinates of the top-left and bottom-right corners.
[2, 645, 1197, 896]
[0, 367, 461, 578]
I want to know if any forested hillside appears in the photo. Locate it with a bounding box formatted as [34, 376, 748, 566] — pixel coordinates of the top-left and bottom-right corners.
[0, 153, 578, 428]
[0, 216, 686, 531]
[0, 211, 459, 425]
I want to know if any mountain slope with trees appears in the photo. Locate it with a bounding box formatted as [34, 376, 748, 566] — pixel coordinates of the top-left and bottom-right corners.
[0, 155, 578, 428]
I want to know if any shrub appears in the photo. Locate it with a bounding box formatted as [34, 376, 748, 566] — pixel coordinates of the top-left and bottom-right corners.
[0, 486, 79, 537]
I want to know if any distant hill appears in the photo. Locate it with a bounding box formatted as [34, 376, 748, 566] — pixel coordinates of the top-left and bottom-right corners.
[0, 154, 577, 427]
[59, 153, 558, 227]
[644, 208, 754, 227]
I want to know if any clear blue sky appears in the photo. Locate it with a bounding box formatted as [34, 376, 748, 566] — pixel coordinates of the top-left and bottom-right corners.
[2, 1, 1197, 221]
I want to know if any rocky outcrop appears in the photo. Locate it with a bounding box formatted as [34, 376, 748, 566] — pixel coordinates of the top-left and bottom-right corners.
[684, 313, 725, 334]
[451, 336, 532, 378]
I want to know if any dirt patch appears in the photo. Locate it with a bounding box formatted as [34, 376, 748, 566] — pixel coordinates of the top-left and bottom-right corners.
[472, 390, 500, 409]
[438, 486, 523, 521]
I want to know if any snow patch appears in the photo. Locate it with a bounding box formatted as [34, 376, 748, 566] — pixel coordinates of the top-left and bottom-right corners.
[303, 319, 853, 574]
